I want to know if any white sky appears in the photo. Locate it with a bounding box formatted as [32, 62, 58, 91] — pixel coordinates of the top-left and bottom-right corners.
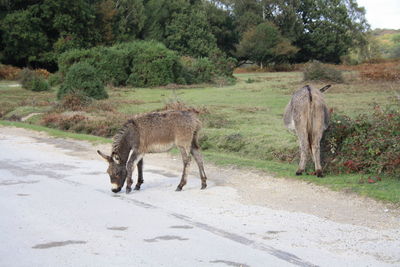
[356, 0, 400, 29]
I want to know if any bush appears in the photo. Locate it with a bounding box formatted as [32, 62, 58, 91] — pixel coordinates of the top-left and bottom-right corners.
[208, 50, 237, 77]
[0, 64, 21, 80]
[60, 92, 92, 111]
[48, 72, 63, 86]
[58, 62, 108, 100]
[59, 41, 181, 87]
[359, 62, 400, 81]
[180, 57, 215, 84]
[126, 42, 181, 87]
[303, 61, 344, 83]
[58, 41, 235, 87]
[321, 105, 400, 178]
[19, 68, 50, 91]
[30, 76, 50, 91]
[59, 46, 128, 86]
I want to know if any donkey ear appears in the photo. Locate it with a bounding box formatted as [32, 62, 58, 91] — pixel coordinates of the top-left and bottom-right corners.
[319, 85, 331, 93]
[97, 150, 113, 162]
[112, 153, 121, 164]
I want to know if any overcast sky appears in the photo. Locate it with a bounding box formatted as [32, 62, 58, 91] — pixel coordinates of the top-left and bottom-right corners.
[356, 0, 400, 29]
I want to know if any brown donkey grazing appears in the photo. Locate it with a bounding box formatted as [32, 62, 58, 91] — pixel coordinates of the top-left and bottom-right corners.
[283, 85, 331, 177]
[97, 110, 207, 193]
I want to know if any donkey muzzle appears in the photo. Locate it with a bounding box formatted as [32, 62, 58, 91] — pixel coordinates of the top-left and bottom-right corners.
[111, 183, 121, 193]
[112, 187, 122, 193]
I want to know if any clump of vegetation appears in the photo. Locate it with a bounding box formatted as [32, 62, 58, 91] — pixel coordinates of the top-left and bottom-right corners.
[48, 72, 63, 86]
[358, 61, 400, 81]
[59, 41, 235, 87]
[0, 64, 21, 80]
[19, 68, 50, 91]
[59, 92, 92, 111]
[41, 112, 127, 137]
[126, 42, 181, 87]
[218, 133, 246, 152]
[180, 57, 215, 84]
[303, 61, 344, 83]
[58, 62, 108, 101]
[321, 105, 400, 178]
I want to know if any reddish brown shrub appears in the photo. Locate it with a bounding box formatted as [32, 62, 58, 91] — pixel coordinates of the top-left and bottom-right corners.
[0, 65, 21, 80]
[34, 69, 51, 79]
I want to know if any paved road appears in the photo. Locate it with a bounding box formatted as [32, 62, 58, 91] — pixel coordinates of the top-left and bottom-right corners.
[0, 129, 399, 267]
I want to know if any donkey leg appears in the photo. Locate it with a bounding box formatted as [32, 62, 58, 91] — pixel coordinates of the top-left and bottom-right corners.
[296, 132, 309, 176]
[134, 159, 144, 190]
[191, 147, 207, 189]
[126, 153, 143, 193]
[311, 135, 324, 178]
[176, 147, 192, 191]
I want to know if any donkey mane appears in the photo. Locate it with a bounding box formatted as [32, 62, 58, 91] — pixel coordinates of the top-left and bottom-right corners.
[112, 120, 135, 154]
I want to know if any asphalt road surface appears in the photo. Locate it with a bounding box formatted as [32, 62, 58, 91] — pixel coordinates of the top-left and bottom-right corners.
[0, 127, 399, 267]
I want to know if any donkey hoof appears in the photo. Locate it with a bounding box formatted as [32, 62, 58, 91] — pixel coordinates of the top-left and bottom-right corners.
[295, 170, 303, 176]
[316, 169, 324, 178]
[126, 187, 132, 194]
[175, 186, 182, 192]
[201, 184, 207, 190]
[134, 185, 141, 191]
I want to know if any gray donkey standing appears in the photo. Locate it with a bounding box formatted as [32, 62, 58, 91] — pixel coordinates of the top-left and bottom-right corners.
[283, 85, 331, 177]
[98, 110, 207, 193]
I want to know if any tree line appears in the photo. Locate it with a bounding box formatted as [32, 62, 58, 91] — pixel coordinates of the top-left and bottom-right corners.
[0, 0, 370, 71]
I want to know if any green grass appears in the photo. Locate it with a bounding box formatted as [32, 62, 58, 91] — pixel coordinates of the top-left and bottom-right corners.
[0, 120, 110, 144]
[203, 151, 400, 203]
[1, 72, 399, 203]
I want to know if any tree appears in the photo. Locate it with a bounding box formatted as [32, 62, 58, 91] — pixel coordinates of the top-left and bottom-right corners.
[0, 0, 100, 69]
[0, 9, 49, 66]
[113, 0, 146, 41]
[294, 0, 370, 63]
[204, 1, 239, 57]
[165, 8, 218, 57]
[216, 0, 369, 63]
[95, 0, 117, 45]
[142, 0, 186, 41]
[236, 22, 297, 67]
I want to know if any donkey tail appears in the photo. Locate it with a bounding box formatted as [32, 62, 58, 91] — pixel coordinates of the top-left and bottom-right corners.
[306, 85, 313, 152]
[191, 118, 202, 149]
[306, 85, 312, 102]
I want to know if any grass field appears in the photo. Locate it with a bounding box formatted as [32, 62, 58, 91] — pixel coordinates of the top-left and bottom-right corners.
[1, 72, 399, 202]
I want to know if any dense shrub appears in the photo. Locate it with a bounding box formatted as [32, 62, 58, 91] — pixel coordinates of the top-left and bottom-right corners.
[359, 62, 400, 81]
[208, 50, 237, 77]
[30, 77, 50, 91]
[58, 41, 235, 87]
[59, 46, 130, 86]
[48, 72, 63, 86]
[126, 42, 181, 87]
[19, 68, 50, 91]
[19, 68, 36, 88]
[321, 105, 400, 178]
[59, 41, 180, 87]
[58, 62, 108, 100]
[180, 57, 216, 84]
[0, 64, 21, 80]
[303, 61, 344, 83]
[34, 68, 51, 79]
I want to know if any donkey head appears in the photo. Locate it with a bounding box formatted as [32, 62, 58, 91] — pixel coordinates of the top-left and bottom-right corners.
[97, 150, 127, 193]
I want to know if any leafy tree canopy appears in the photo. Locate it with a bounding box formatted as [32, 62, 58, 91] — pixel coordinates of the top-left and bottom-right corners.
[236, 22, 298, 66]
